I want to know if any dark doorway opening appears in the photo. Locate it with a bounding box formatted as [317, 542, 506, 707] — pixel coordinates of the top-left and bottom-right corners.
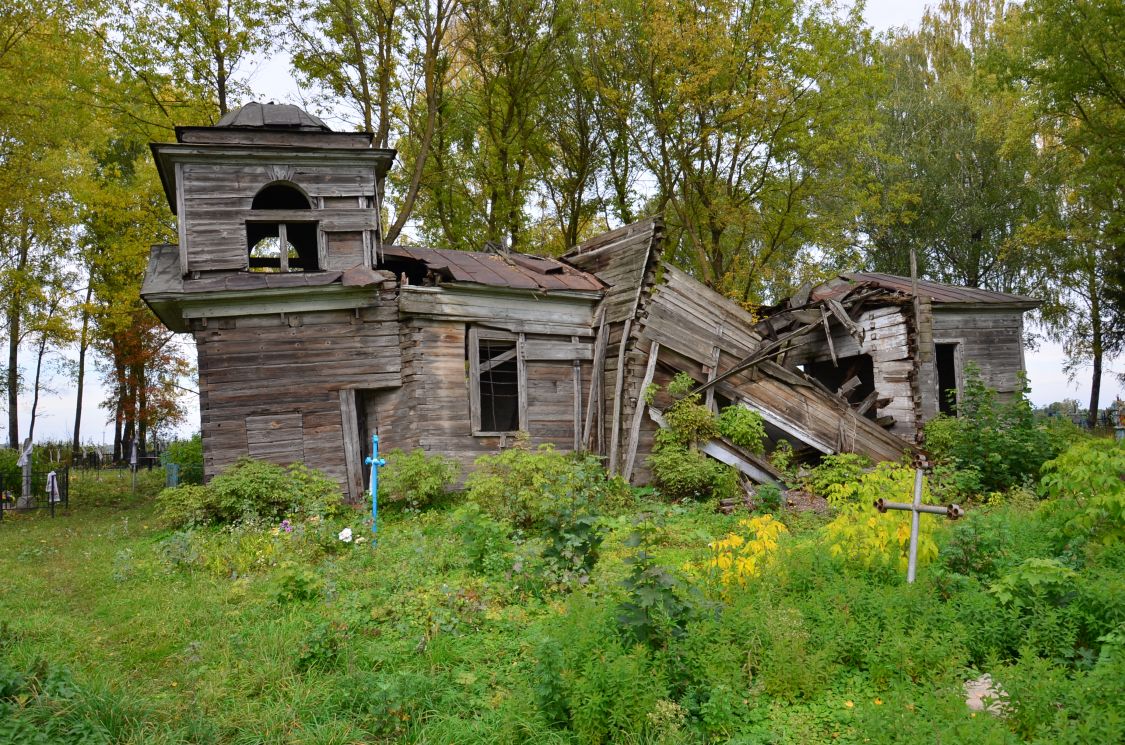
[935, 343, 960, 415]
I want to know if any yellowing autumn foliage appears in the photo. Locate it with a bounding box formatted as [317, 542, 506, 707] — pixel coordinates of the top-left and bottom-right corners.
[821, 463, 939, 573]
[707, 514, 789, 596]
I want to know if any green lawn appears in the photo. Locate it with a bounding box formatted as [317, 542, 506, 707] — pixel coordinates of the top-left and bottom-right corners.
[1, 467, 1122, 744]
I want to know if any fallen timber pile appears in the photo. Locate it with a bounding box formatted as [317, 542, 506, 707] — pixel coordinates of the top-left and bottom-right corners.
[642, 275, 919, 486]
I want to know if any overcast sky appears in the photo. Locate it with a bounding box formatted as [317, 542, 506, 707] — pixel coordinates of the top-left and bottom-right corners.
[14, 0, 1120, 446]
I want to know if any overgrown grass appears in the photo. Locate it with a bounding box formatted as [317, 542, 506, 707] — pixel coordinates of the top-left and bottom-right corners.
[2, 443, 1123, 743]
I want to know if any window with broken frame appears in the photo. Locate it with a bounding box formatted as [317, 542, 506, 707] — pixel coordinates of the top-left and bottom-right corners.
[468, 327, 528, 435]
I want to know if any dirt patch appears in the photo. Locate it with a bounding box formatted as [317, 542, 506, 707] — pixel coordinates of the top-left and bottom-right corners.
[783, 488, 831, 514]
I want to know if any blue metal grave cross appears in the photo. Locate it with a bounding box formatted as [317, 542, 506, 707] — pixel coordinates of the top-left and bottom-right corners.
[364, 434, 386, 539]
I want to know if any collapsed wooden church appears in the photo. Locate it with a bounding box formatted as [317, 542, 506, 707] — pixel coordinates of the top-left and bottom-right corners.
[142, 103, 1039, 500]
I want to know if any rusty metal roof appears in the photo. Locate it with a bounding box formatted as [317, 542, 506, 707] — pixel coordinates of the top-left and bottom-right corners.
[381, 244, 604, 292]
[838, 272, 1039, 308]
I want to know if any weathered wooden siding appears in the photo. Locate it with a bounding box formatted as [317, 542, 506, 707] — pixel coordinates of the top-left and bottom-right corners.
[778, 304, 919, 438]
[194, 297, 401, 495]
[366, 317, 593, 480]
[564, 217, 663, 325]
[179, 162, 378, 272]
[324, 231, 366, 271]
[930, 307, 1027, 401]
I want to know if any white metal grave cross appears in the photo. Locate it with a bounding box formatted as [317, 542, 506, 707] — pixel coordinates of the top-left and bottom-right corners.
[874, 466, 964, 583]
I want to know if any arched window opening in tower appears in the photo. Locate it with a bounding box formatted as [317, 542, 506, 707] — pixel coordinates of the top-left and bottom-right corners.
[246, 182, 319, 272]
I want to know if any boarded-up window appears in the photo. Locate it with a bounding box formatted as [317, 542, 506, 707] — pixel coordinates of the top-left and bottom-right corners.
[468, 327, 526, 435]
[245, 412, 304, 464]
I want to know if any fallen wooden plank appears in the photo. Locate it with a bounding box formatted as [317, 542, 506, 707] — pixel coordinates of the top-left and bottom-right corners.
[582, 307, 608, 451]
[837, 375, 862, 398]
[622, 341, 660, 482]
[608, 318, 633, 475]
[821, 306, 838, 366]
[854, 389, 879, 416]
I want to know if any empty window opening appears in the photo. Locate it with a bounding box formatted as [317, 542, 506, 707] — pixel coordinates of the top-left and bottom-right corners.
[936, 343, 960, 415]
[248, 234, 300, 270]
[253, 183, 311, 210]
[804, 354, 876, 417]
[478, 338, 520, 432]
[247, 182, 318, 272]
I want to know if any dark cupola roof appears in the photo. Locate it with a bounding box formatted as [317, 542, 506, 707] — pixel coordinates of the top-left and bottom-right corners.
[215, 102, 331, 131]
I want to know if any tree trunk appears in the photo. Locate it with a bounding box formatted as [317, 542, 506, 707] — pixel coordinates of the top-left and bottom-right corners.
[5, 310, 18, 449]
[5, 229, 29, 448]
[27, 333, 47, 443]
[216, 48, 228, 116]
[1088, 302, 1103, 428]
[72, 285, 93, 456]
[112, 355, 125, 460]
[135, 361, 147, 460]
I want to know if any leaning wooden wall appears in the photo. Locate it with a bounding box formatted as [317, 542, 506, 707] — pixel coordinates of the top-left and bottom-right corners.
[564, 218, 664, 472]
[193, 296, 401, 494]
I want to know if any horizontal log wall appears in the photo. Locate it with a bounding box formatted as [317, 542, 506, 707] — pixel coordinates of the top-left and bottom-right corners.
[930, 307, 1028, 400]
[194, 295, 401, 495]
[180, 161, 377, 272]
[366, 318, 592, 479]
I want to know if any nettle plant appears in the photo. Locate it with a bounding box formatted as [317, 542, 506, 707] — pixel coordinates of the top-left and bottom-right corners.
[646, 372, 766, 501]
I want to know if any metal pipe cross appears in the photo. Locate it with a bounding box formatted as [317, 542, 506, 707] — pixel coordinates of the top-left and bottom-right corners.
[873, 467, 964, 583]
[364, 434, 387, 540]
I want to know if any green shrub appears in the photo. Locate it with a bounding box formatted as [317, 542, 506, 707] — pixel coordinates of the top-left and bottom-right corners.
[1040, 438, 1125, 544]
[717, 404, 766, 453]
[647, 431, 741, 501]
[805, 452, 871, 499]
[769, 439, 799, 482]
[939, 513, 1012, 579]
[465, 444, 629, 530]
[271, 562, 324, 604]
[378, 448, 460, 510]
[156, 458, 343, 528]
[821, 462, 939, 575]
[754, 482, 783, 512]
[541, 511, 603, 589]
[663, 395, 720, 445]
[617, 513, 695, 648]
[666, 370, 698, 398]
[925, 365, 1070, 493]
[929, 462, 984, 503]
[534, 595, 669, 741]
[155, 484, 213, 528]
[0, 449, 19, 492]
[162, 434, 203, 484]
[646, 374, 746, 502]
